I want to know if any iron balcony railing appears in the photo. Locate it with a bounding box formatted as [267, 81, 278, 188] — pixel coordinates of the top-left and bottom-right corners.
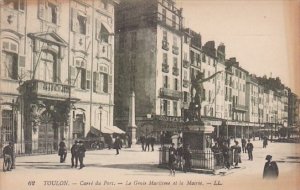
[160, 88, 181, 100]
[172, 67, 179, 76]
[172, 46, 179, 55]
[183, 79, 189, 88]
[162, 40, 169, 51]
[162, 64, 169, 73]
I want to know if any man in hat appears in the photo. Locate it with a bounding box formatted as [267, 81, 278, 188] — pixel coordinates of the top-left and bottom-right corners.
[263, 155, 279, 179]
[246, 139, 254, 160]
[71, 140, 79, 168]
[77, 140, 86, 169]
[58, 138, 67, 163]
[2, 141, 14, 171]
[231, 140, 242, 167]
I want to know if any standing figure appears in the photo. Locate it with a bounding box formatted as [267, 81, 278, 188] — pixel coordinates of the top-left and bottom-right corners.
[140, 135, 146, 151]
[145, 136, 151, 152]
[176, 143, 184, 171]
[241, 138, 247, 153]
[2, 142, 14, 171]
[128, 135, 132, 148]
[221, 141, 230, 169]
[263, 155, 279, 179]
[58, 138, 67, 163]
[211, 142, 221, 165]
[78, 141, 86, 169]
[150, 136, 155, 151]
[183, 144, 192, 173]
[160, 132, 165, 147]
[114, 136, 122, 155]
[263, 136, 268, 148]
[246, 139, 254, 160]
[169, 150, 176, 176]
[71, 140, 79, 168]
[231, 141, 241, 167]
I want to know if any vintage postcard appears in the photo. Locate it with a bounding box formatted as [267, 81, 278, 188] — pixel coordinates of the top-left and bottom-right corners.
[0, 0, 299, 190]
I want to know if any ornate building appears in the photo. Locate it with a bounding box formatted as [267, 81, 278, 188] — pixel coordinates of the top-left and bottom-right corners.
[0, 0, 119, 154]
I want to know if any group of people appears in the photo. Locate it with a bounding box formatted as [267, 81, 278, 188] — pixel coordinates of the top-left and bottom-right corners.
[139, 135, 156, 152]
[59, 140, 87, 169]
[168, 143, 192, 176]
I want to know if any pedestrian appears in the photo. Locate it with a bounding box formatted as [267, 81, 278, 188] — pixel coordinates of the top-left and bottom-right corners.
[169, 150, 176, 176]
[107, 135, 113, 149]
[58, 138, 67, 163]
[221, 141, 230, 169]
[263, 155, 279, 179]
[114, 136, 122, 155]
[71, 140, 79, 168]
[211, 142, 221, 165]
[176, 143, 184, 171]
[78, 140, 86, 169]
[241, 138, 247, 153]
[231, 140, 241, 167]
[183, 144, 192, 173]
[2, 142, 14, 172]
[263, 136, 268, 148]
[160, 132, 165, 147]
[145, 136, 150, 151]
[140, 135, 146, 151]
[150, 135, 155, 151]
[246, 139, 254, 160]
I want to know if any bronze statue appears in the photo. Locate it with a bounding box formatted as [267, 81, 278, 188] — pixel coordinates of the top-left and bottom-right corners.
[188, 71, 223, 121]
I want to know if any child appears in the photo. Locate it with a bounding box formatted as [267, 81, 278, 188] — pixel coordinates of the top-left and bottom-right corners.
[169, 150, 176, 176]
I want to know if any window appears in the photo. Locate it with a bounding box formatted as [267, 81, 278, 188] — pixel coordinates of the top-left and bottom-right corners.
[172, 14, 176, 28]
[184, 52, 187, 60]
[173, 57, 177, 68]
[48, 2, 57, 24]
[161, 100, 170, 116]
[4, 0, 24, 11]
[163, 75, 168, 88]
[209, 90, 211, 102]
[2, 110, 16, 143]
[1, 51, 18, 80]
[100, 24, 109, 43]
[184, 91, 188, 102]
[173, 101, 178, 116]
[37, 51, 57, 82]
[163, 30, 167, 41]
[163, 53, 168, 64]
[78, 14, 87, 35]
[202, 54, 206, 62]
[174, 78, 178, 90]
[162, 9, 166, 23]
[184, 70, 187, 80]
[173, 36, 177, 47]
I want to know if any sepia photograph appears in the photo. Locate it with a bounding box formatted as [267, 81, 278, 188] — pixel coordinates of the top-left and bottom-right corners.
[0, 0, 300, 189]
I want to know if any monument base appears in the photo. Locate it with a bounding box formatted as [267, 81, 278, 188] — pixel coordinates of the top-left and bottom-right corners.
[127, 125, 137, 144]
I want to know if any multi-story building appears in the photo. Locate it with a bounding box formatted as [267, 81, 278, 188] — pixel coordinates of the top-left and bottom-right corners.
[225, 58, 248, 138]
[0, 0, 119, 154]
[114, 0, 184, 138]
[246, 75, 259, 124]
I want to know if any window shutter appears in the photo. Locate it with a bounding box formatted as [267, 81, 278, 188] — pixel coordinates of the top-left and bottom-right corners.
[108, 75, 112, 94]
[19, 56, 25, 67]
[160, 99, 164, 115]
[93, 72, 100, 93]
[86, 15, 91, 36]
[167, 101, 170, 116]
[86, 70, 91, 89]
[38, 0, 46, 20]
[95, 19, 101, 40]
[71, 8, 78, 32]
[33, 40, 40, 52]
[56, 3, 61, 26]
[70, 66, 76, 85]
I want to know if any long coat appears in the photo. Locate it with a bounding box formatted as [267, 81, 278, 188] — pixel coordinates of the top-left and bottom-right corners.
[263, 161, 279, 179]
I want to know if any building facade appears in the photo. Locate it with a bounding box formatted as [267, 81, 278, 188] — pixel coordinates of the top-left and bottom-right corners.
[0, 0, 119, 154]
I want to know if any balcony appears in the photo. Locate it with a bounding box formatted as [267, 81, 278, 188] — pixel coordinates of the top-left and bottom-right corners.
[183, 60, 190, 68]
[183, 79, 189, 88]
[23, 80, 72, 100]
[172, 46, 179, 55]
[162, 64, 169, 73]
[160, 88, 181, 100]
[172, 67, 179, 76]
[233, 103, 248, 112]
[162, 40, 169, 51]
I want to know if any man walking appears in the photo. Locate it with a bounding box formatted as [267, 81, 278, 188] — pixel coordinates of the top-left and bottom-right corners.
[231, 140, 241, 167]
[246, 139, 254, 160]
[58, 138, 67, 163]
[114, 136, 122, 155]
[150, 135, 155, 151]
[263, 136, 268, 148]
[2, 142, 14, 171]
[183, 144, 192, 173]
[145, 136, 150, 152]
[221, 141, 230, 169]
[71, 140, 79, 168]
[140, 135, 146, 151]
[78, 140, 86, 169]
[241, 138, 247, 153]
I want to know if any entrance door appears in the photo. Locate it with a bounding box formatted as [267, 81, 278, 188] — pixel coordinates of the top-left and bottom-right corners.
[38, 122, 54, 154]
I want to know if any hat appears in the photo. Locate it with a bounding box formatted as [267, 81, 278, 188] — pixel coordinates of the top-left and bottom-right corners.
[266, 155, 272, 160]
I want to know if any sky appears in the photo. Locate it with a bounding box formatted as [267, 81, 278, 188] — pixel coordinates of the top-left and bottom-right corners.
[176, 0, 300, 94]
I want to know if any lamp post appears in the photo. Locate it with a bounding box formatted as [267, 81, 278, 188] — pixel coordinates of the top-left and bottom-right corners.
[99, 105, 103, 134]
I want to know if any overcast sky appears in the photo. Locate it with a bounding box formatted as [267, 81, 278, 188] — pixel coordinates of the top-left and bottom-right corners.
[177, 0, 299, 94]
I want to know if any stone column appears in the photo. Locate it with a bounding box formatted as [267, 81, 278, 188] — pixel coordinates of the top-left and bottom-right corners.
[127, 91, 137, 144]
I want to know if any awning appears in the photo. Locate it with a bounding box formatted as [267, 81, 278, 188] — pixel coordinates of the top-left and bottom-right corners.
[107, 126, 126, 134]
[89, 126, 113, 135]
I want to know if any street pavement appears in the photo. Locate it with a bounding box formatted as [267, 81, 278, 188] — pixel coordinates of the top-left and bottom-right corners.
[1, 139, 300, 190]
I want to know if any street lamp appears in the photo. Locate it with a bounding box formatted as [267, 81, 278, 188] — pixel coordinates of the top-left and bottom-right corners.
[99, 105, 103, 134]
